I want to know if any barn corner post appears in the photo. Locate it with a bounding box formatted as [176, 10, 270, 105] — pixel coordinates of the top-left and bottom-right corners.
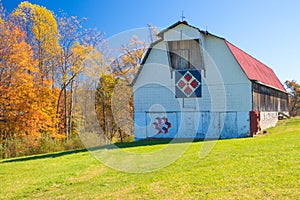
[250, 111, 260, 137]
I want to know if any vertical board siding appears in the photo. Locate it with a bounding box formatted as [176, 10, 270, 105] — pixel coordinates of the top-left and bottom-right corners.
[252, 83, 288, 112]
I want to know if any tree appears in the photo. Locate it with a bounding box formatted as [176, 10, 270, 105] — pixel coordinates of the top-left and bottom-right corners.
[13, 3, 103, 140]
[0, 0, 4, 25]
[10, 2, 61, 138]
[12, 1, 60, 84]
[56, 12, 102, 140]
[0, 7, 62, 157]
[110, 35, 146, 84]
[95, 35, 147, 142]
[0, 25, 37, 137]
[95, 74, 118, 143]
[0, 23, 60, 151]
[285, 80, 300, 116]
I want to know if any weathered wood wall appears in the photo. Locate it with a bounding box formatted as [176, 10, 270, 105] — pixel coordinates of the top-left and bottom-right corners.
[252, 82, 288, 112]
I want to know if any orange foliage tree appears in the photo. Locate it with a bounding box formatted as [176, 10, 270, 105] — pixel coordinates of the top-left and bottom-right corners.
[0, 21, 61, 157]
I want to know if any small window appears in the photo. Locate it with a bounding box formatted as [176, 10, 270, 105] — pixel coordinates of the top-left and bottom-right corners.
[168, 39, 203, 70]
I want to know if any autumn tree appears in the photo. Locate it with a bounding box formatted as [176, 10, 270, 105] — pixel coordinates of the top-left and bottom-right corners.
[0, 0, 4, 25]
[10, 2, 61, 138]
[0, 20, 61, 157]
[12, 1, 60, 84]
[95, 35, 147, 142]
[0, 24, 36, 137]
[110, 35, 146, 84]
[285, 80, 300, 116]
[111, 79, 134, 142]
[12, 3, 103, 140]
[56, 12, 102, 140]
[95, 74, 119, 143]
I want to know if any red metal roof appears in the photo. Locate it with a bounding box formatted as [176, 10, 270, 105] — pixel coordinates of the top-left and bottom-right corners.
[225, 40, 286, 92]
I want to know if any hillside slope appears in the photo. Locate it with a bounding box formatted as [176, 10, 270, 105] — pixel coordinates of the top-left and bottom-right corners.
[0, 118, 299, 199]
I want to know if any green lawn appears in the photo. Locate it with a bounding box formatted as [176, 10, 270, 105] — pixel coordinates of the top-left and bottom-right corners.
[0, 118, 299, 199]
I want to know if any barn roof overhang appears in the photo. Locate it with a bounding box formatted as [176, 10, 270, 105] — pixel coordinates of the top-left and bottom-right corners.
[252, 80, 288, 94]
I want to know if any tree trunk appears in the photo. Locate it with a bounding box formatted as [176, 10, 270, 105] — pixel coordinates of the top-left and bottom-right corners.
[68, 79, 74, 137]
[120, 129, 123, 143]
[290, 95, 298, 117]
[64, 84, 69, 141]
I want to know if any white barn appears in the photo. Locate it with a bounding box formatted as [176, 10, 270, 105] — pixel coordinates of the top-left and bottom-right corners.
[133, 21, 288, 140]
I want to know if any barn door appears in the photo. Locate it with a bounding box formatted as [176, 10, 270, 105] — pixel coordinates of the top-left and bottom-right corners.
[183, 112, 196, 137]
[206, 112, 223, 139]
[205, 112, 238, 139]
[220, 112, 238, 138]
[177, 111, 199, 138]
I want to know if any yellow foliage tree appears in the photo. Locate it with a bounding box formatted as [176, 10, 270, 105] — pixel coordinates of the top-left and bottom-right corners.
[12, 1, 60, 84]
[95, 36, 147, 142]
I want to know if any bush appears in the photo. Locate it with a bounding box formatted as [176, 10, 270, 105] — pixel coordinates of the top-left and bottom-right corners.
[0, 132, 134, 160]
[0, 134, 86, 160]
[64, 135, 85, 151]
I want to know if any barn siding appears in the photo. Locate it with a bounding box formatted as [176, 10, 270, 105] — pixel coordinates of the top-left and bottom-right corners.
[204, 36, 252, 112]
[163, 24, 204, 43]
[135, 110, 251, 140]
[252, 82, 288, 112]
[250, 82, 289, 133]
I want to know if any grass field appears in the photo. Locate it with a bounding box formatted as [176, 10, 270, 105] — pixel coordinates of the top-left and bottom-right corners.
[0, 118, 299, 199]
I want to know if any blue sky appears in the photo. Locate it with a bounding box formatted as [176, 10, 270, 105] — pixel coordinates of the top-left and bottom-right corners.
[2, 0, 300, 83]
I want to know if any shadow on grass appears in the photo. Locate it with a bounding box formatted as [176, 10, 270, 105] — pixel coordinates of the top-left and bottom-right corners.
[1, 148, 89, 164]
[1, 138, 203, 164]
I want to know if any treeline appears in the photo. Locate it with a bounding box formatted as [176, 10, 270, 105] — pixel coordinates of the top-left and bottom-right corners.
[0, 1, 148, 159]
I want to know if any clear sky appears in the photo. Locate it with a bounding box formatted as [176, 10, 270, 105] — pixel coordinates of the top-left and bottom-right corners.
[2, 0, 300, 83]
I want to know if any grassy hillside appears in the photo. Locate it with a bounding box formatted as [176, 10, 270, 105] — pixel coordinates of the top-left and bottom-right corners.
[0, 118, 299, 199]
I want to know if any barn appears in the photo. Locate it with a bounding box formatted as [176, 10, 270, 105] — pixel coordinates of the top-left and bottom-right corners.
[132, 21, 288, 140]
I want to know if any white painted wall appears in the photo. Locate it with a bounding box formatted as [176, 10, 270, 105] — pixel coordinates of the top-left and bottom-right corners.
[163, 24, 206, 49]
[204, 35, 252, 112]
[260, 112, 278, 131]
[133, 42, 172, 92]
